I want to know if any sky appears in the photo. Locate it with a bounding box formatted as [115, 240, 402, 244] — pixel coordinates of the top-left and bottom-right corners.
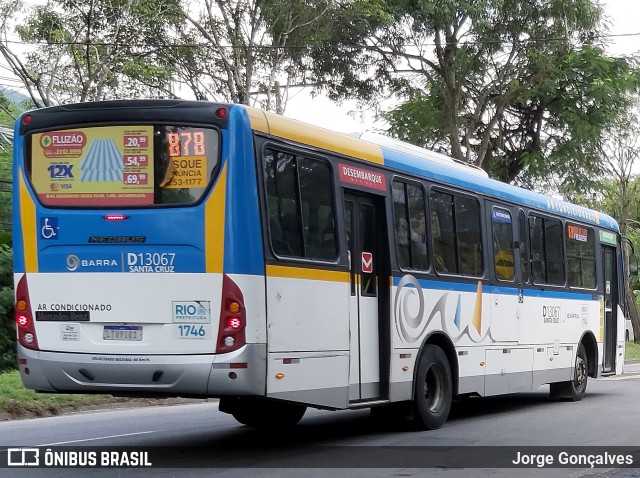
[283, 0, 640, 135]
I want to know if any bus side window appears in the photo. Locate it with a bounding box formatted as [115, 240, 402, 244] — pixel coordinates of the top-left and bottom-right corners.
[492, 208, 515, 281]
[263, 148, 337, 260]
[430, 190, 482, 277]
[529, 214, 564, 286]
[519, 210, 530, 283]
[393, 180, 428, 271]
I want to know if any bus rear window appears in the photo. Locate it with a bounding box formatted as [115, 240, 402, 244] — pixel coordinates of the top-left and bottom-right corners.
[28, 125, 219, 207]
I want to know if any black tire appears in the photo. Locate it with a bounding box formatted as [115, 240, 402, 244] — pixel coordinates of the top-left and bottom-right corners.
[231, 400, 306, 428]
[550, 343, 588, 401]
[413, 345, 452, 430]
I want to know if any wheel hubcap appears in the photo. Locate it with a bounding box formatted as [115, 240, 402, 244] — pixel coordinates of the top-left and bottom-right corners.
[424, 365, 444, 412]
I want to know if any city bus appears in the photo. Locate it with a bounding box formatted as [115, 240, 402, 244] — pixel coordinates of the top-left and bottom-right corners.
[13, 100, 627, 429]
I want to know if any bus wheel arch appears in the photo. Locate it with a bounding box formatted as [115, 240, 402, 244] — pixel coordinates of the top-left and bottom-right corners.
[412, 333, 457, 429]
[550, 339, 590, 401]
[579, 332, 598, 379]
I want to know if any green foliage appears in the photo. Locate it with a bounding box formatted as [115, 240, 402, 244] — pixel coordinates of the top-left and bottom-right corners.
[302, 0, 640, 187]
[0, 240, 14, 372]
[5, 0, 183, 105]
[172, 0, 338, 112]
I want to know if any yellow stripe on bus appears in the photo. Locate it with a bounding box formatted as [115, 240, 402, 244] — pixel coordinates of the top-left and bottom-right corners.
[244, 106, 384, 165]
[246, 107, 269, 134]
[19, 170, 38, 272]
[205, 163, 227, 273]
[266, 264, 349, 282]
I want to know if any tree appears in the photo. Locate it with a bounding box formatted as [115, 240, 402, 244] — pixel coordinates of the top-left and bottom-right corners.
[0, 0, 182, 107]
[173, 0, 333, 113]
[599, 109, 640, 343]
[303, 0, 640, 186]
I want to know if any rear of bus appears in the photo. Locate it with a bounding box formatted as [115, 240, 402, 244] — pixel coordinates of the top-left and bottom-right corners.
[13, 100, 266, 397]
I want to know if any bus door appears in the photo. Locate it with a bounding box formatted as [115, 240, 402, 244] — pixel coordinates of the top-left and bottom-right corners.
[602, 246, 618, 373]
[344, 192, 390, 402]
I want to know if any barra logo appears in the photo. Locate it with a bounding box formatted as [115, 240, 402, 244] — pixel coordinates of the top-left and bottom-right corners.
[67, 254, 80, 271]
[8, 448, 39, 466]
[66, 254, 119, 271]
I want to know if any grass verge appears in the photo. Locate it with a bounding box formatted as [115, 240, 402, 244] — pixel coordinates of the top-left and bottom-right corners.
[626, 341, 640, 360]
[0, 370, 202, 420]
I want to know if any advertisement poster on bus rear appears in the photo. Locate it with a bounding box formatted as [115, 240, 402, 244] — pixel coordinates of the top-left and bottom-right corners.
[31, 125, 155, 206]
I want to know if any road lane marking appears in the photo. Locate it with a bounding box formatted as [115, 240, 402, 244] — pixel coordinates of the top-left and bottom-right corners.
[36, 430, 160, 446]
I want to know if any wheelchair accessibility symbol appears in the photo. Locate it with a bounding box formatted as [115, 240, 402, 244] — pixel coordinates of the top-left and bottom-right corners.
[40, 217, 59, 240]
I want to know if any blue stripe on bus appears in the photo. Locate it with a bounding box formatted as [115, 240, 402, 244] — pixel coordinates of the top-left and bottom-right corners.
[392, 276, 599, 301]
[223, 106, 265, 275]
[381, 147, 618, 231]
[12, 118, 25, 273]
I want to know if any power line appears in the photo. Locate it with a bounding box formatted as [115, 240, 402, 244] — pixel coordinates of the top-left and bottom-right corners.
[0, 31, 639, 50]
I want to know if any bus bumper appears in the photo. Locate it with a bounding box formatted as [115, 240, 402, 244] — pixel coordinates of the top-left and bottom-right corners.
[17, 343, 266, 397]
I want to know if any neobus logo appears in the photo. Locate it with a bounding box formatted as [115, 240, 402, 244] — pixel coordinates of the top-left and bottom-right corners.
[40, 131, 87, 149]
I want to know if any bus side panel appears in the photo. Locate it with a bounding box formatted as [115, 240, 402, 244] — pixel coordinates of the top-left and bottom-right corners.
[391, 277, 491, 398]
[265, 269, 350, 409]
[519, 291, 599, 385]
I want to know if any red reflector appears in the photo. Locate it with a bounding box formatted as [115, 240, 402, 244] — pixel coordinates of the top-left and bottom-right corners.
[230, 363, 247, 369]
[103, 214, 129, 221]
[22, 114, 32, 125]
[215, 108, 227, 119]
[19, 359, 27, 365]
[226, 317, 242, 330]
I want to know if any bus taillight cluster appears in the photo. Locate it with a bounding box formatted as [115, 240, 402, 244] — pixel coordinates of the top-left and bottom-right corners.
[216, 275, 246, 353]
[15, 275, 39, 351]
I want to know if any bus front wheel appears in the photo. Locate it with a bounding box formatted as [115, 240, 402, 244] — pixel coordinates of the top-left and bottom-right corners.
[550, 343, 588, 401]
[413, 345, 452, 430]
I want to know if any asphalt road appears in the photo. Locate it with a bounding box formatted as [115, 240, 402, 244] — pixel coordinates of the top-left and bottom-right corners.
[3, 363, 640, 478]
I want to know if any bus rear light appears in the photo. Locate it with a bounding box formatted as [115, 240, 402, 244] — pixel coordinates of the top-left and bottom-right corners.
[15, 275, 39, 351]
[22, 114, 32, 125]
[226, 317, 242, 330]
[215, 108, 228, 119]
[103, 214, 129, 221]
[217, 275, 246, 354]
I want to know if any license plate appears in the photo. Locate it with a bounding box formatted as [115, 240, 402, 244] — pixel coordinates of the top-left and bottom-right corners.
[103, 325, 142, 341]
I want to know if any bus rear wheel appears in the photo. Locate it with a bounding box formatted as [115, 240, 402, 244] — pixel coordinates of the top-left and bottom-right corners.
[224, 397, 307, 428]
[550, 343, 588, 401]
[413, 345, 452, 430]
